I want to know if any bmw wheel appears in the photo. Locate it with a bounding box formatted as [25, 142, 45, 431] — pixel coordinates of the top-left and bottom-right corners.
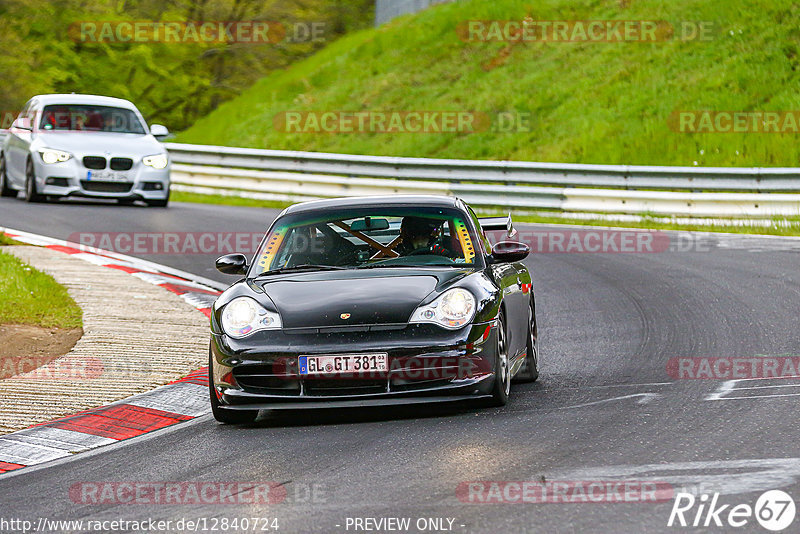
[24, 159, 44, 203]
[0, 155, 17, 197]
[146, 190, 169, 208]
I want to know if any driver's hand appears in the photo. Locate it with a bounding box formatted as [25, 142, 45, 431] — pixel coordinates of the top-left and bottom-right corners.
[430, 244, 449, 256]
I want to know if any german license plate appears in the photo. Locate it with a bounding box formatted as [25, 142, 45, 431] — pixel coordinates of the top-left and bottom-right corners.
[87, 170, 129, 182]
[299, 353, 388, 375]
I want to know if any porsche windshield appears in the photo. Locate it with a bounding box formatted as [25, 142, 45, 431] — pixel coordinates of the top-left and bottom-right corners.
[252, 207, 481, 275]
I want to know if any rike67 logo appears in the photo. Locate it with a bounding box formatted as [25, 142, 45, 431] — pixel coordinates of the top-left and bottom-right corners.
[668, 490, 796, 531]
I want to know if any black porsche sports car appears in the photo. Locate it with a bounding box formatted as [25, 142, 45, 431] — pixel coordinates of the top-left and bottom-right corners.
[209, 195, 538, 423]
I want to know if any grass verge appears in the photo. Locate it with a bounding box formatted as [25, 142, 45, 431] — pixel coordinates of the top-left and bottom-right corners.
[0, 234, 24, 246]
[511, 213, 800, 237]
[176, 0, 800, 168]
[0, 251, 83, 328]
[171, 190, 292, 210]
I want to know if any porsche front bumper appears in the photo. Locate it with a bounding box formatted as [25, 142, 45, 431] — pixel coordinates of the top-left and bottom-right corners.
[210, 321, 499, 409]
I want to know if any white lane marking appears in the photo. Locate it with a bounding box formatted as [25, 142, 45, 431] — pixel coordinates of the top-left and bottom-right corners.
[733, 383, 800, 390]
[716, 392, 800, 400]
[559, 393, 661, 410]
[540, 382, 672, 392]
[549, 458, 800, 497]
[705, 380, 738, 400]
[706, 378, 800, 401]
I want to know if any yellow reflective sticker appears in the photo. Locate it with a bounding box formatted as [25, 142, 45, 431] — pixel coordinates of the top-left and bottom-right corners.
[258, 226, 287, 271]
[454, 219, 475, 262]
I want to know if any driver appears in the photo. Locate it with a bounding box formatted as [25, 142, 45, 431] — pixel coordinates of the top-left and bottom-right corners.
[397, 216, 449, 256]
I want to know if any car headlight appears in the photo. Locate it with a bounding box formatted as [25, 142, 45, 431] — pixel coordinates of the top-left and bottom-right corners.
[221, 297, 282, 338]
[409, 288, 476, 329]
[39, 149, 72, 164]
[142, 153, 168, 169]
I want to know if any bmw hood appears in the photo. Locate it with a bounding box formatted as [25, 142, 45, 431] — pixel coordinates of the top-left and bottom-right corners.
[34, 132, 164, 158]
[257, 269, 467, 328]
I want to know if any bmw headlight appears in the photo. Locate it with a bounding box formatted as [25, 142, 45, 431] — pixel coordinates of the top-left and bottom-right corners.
[221, 297, 282, 338]
[410, 288, 476, 329]
[142, 153, 168, 169]
[39, 149, 72, 164]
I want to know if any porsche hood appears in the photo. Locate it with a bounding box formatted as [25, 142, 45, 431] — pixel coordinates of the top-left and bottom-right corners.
[257, 269, 467, 328]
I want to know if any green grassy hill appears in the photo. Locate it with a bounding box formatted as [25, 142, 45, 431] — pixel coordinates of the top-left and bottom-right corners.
[176, 0, 800, 167]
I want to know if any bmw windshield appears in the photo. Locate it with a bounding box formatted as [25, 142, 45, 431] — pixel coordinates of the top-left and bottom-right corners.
[39, 104, 146, 134]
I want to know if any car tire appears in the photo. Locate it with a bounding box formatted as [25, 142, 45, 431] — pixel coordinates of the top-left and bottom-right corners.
[486, 310, 511, 407]
[0, 155, 17, 198]
[209, 349, 259, 424]
[24, 159, 44, 203]
[146, 191, 169, 208]
[513, 297, 539, 383]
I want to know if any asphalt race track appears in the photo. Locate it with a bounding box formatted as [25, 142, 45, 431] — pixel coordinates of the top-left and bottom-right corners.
[2, 197, 800, 533]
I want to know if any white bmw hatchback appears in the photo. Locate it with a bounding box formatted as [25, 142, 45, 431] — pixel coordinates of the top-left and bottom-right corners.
[0, 94, 171, 207]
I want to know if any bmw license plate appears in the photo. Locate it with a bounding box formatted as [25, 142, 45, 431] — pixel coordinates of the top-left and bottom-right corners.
[86, 170, 129, 182]
[299, 353, 388, 375]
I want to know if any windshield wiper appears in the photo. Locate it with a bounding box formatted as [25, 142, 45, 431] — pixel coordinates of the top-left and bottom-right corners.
[254, 264, 349, 278]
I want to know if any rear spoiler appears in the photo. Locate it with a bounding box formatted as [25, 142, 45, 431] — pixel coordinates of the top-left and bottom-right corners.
[479, 213, 517, 238]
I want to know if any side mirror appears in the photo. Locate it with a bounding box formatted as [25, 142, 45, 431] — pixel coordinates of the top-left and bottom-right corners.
[12, 117, 32, 130]
[150, 124, 169, 139]
[490, 241, 530, 263]
[216, 253, 249, 275]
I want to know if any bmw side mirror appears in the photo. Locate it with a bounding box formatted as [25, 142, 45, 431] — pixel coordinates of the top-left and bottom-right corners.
[490, 241, 530, 263]
[216, 253, 249, 275]
[150, 124, 169, 139]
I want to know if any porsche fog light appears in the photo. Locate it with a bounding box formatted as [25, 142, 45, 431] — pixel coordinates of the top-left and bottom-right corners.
[410, 288, 476, 329]
[221, 297, 282, 338]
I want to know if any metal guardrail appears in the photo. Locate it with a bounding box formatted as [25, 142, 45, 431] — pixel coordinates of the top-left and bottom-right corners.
[164, 142, 800, 219]
[374, 0, 457, 25]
